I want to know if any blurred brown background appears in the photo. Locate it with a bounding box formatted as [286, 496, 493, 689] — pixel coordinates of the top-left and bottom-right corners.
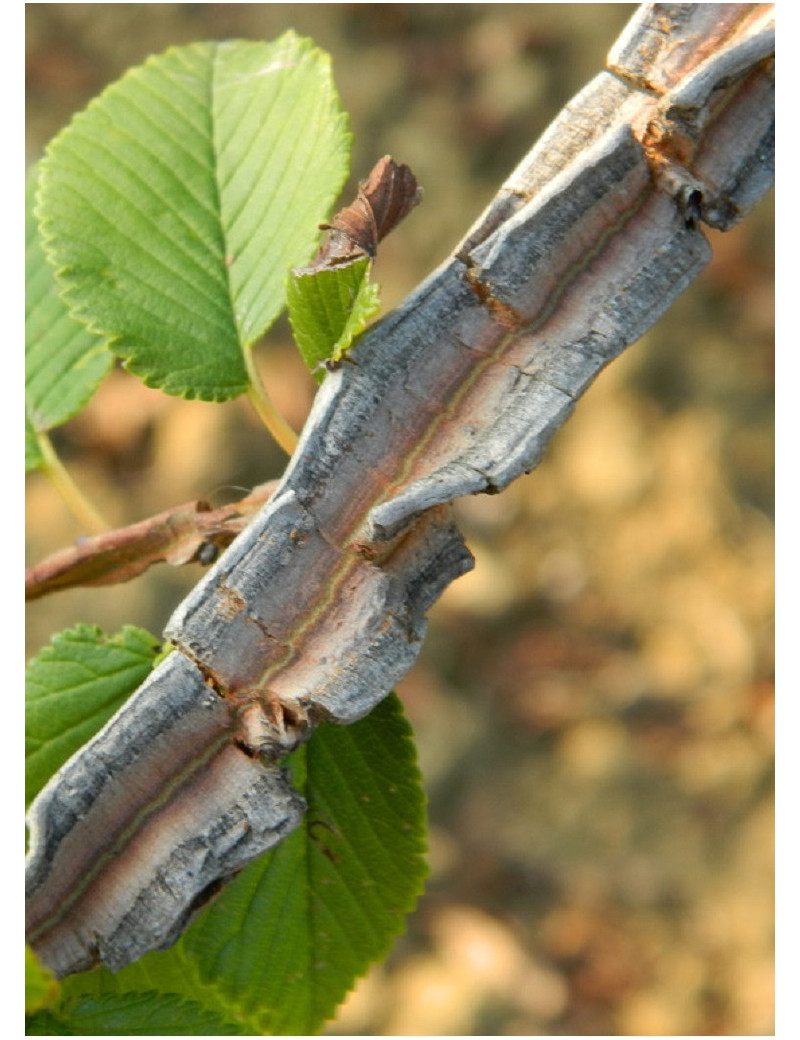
[26, 5, 774, 1036]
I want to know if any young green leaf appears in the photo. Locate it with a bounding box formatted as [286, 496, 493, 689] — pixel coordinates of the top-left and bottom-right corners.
[36, 35, 350, 401]
[287, 255, 381, 380]
[25, 624, 162, 807]
[59, 693, 428, 1036]
[25, 170, 112, 472]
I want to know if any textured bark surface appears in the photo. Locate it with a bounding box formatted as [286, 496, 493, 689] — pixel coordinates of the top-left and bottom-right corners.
[26, 2, 775, 978]
[26, 652, 305, 975]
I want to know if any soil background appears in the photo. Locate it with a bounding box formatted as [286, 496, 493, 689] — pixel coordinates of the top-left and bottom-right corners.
[26, 5, 774, 1036]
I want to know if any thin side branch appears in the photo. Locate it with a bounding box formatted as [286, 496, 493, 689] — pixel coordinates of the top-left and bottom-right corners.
[25, 482, 277, 600]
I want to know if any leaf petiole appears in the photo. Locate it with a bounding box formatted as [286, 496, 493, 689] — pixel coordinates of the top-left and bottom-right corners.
[243, 344, 299, 456]
[35, 431, 109, 535]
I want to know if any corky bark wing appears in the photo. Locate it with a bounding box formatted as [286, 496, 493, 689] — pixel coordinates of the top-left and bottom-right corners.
[26, 3, 774, 978]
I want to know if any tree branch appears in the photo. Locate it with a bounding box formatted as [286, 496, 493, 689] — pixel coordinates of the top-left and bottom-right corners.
[26, 3, 775, 978]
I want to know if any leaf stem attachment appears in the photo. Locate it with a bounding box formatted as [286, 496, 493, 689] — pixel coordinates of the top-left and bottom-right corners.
[243, 345, 299, 456]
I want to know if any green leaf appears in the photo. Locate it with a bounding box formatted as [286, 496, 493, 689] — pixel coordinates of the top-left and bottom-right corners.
[185, 691, 428, 1034]
[26, 416, 45, 472]
[61, 693, 428, 1036]
[36, 35, 351, 401]
[46, 993, 245, 1036]
[287, 255, 381, 381]
[26, 944, 61, 1016]
[25, 625, 161, 807]
[26, 169, 112, 471]
[25, 1011, 73, 1035]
